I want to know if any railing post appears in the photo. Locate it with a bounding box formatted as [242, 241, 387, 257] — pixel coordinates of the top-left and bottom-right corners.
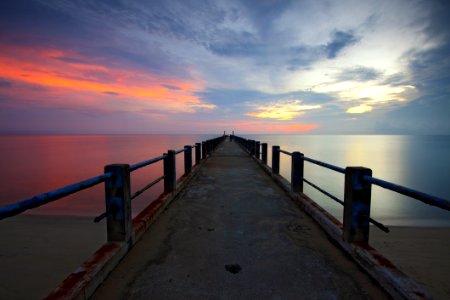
[343, 167, 372, 243]
[195, 143, 201, 165]
[184, 145, 192, 174]
[272, 146, 280, 174]
[164, 150, 176, 193]
[291, 152, 304, 193]
[250, 140, 256, 156]
[104, 164, 131, 243]
[202, 142, 207, 159]
[255, 141, 260, 159]
[261, 143, 268, 164]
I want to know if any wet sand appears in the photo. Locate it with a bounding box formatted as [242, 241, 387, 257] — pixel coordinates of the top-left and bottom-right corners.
[1, 218, 449, 299]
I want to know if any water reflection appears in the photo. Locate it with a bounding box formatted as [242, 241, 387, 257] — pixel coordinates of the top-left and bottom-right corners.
[1, 134, 449, 226]
[0, 135, 215, 217]
[244, 135, 450, 227]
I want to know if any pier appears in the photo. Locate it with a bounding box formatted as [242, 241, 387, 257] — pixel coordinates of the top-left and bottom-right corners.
[1, 135, 449, 299]
[91, 138, 386, 299]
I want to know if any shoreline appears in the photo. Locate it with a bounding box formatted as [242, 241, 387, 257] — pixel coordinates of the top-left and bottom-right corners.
[0, 215, 449, 299]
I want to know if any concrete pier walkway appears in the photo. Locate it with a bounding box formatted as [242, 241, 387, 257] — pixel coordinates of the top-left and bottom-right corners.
[92, 140, 387, 299]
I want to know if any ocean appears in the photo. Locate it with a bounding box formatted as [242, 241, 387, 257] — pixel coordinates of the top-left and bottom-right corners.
[1, 134, 449, 226]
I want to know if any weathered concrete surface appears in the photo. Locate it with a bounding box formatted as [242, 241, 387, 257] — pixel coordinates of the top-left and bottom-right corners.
[92, 140, 388, 299]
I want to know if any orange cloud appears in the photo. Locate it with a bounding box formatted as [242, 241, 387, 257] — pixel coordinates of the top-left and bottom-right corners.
[0, 45, 213, 112]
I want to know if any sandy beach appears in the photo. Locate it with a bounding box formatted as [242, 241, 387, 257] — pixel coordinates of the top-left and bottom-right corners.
[370, 226, 450, 300]
[0, 215, 449, 299]
[0, 215, 105, 299]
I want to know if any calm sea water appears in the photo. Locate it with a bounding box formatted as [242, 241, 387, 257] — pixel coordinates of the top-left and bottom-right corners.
[243, 135, 450, 227]
[0, 134, 449, 226]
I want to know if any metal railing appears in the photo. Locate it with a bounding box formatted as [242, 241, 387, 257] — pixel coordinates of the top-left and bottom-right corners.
[0, 135, 226, 243]
[234, 135, 450, 243]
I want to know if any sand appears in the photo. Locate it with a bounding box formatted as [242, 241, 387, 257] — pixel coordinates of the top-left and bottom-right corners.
[0, 215, 449, 299]
[370, 226, 450, 300]
[0, 215, 106, 299]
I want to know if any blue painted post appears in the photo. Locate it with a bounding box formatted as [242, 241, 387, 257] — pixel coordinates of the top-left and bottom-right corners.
[195, 143, 201, 165]
[255, 141, 260, 159]
[184, 145, 192, 174]
[261, 143, 268, 164]
[272, 146, 280, 174]
[202, 142, 207, 159]
[104, 164, 131, 243]
[291, 152, 304, 193]
[164, 150, 176, 193]
[343, 167, 372, 243]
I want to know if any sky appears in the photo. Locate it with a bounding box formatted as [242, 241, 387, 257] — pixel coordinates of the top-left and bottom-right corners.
[0, 0, 449, 134]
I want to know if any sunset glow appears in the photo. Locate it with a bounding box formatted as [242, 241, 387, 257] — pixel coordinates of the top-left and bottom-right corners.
[0, 46, 213, 113]
[0, 0, 448, 134]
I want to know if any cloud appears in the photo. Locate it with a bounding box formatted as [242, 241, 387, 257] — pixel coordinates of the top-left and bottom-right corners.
[103, 91, 120, 96]
[206, 30, 263, 57]
[246, 100, 321, 120]
[0, 45, 214, 114]
[325, 30, 359, 59]
[335, 66, 382, 82]
[346, 104, 373, 114]
[161, 84, 181, 91]
[0, 78, 12, 88]
[1, 0, 449, 134]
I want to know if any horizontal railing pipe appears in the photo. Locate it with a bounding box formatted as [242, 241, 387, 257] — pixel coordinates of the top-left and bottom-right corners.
[0, 173, 112, 220]
[131, 175, 165, 201]
[364, 175, 450, 211]
[304, 157, 345, 174]
[130, 155, 166, 172]
[279, 149, 292, 156]
[0, 135, 225, 223]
